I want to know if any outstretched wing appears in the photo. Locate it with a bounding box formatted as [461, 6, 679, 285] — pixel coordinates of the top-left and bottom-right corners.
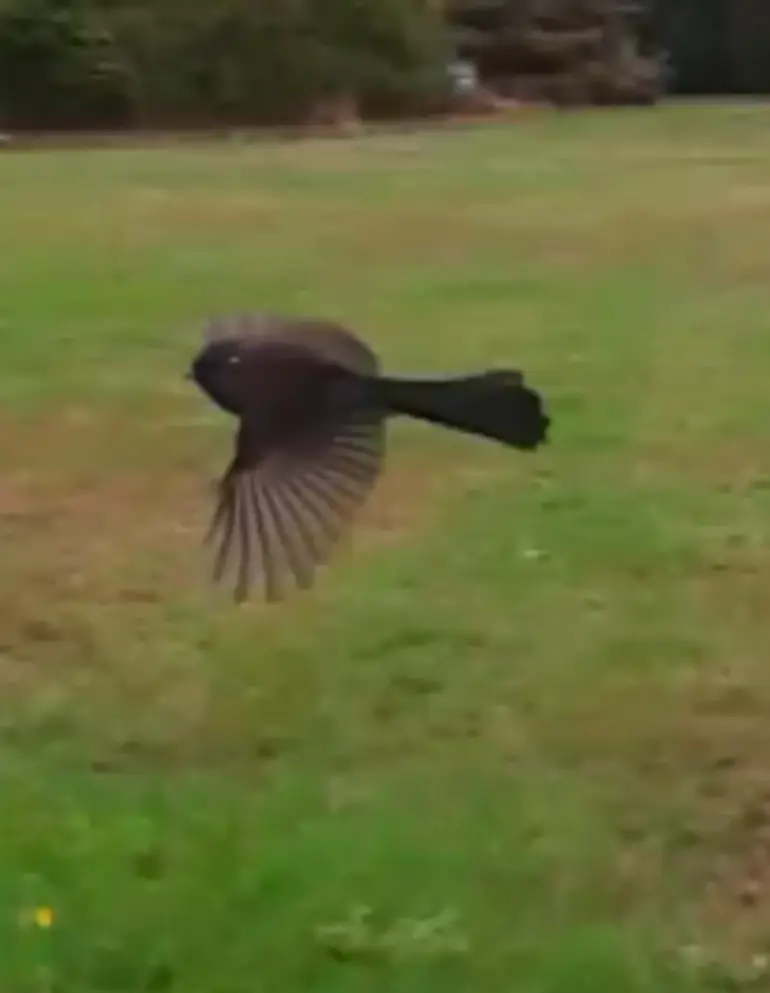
[207, 405, 384, 602]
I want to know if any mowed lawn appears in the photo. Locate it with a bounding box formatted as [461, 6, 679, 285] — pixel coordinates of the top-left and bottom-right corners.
[2, 103, 770, 991]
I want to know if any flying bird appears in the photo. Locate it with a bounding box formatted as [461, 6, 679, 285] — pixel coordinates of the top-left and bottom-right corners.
[188, 312, 550, 602]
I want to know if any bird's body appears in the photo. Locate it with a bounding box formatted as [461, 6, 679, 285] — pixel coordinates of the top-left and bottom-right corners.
[189, 312, 550, 602]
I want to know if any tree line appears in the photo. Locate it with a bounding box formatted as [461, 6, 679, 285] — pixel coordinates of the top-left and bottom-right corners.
[0, 0, 452, 130]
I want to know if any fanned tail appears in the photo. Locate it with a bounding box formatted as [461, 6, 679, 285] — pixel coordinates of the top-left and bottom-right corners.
[373, 370, 550, 450]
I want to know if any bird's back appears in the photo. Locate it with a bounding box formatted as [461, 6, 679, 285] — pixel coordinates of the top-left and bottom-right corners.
[203, 312, 379, 375]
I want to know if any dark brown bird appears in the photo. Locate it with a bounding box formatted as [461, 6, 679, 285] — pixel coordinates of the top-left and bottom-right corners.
[189, 312, 550, 602]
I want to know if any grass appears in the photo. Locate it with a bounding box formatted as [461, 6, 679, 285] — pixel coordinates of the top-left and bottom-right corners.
[2, 101, 770, 990]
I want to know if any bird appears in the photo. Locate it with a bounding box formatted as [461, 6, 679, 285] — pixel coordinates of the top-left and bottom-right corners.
[188, 312, 551, 603]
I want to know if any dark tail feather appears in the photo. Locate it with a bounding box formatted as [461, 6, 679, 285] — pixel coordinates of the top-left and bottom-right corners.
[371, 370, 550, 450]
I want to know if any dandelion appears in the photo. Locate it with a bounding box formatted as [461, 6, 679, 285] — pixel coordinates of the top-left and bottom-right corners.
[33, 906, 55, 929]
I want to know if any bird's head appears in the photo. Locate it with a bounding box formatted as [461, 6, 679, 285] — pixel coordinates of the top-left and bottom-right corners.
[188, 338, 246, 416]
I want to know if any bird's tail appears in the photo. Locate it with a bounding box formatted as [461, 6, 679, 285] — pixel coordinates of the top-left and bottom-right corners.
[368, 370, 550, 450]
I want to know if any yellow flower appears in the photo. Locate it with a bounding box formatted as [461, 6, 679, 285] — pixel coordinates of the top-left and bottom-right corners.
[33, 906, 55, 929]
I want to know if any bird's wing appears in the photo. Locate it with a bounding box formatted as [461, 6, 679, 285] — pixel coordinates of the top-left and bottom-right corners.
[203, 312, 379, 375]
[206, 400, 384, 603]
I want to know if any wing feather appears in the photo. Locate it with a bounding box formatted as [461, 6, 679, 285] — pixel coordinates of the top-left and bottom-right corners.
[205, 412, 384, 601]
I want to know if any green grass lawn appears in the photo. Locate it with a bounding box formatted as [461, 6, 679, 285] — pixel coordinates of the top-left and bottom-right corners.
[2, 102, 770, 991]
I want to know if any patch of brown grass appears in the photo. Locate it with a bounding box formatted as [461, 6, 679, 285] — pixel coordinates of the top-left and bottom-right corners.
[667, 653, 770, 966]
[0, 407, 449, 636]
[585, 610, 770, 964]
